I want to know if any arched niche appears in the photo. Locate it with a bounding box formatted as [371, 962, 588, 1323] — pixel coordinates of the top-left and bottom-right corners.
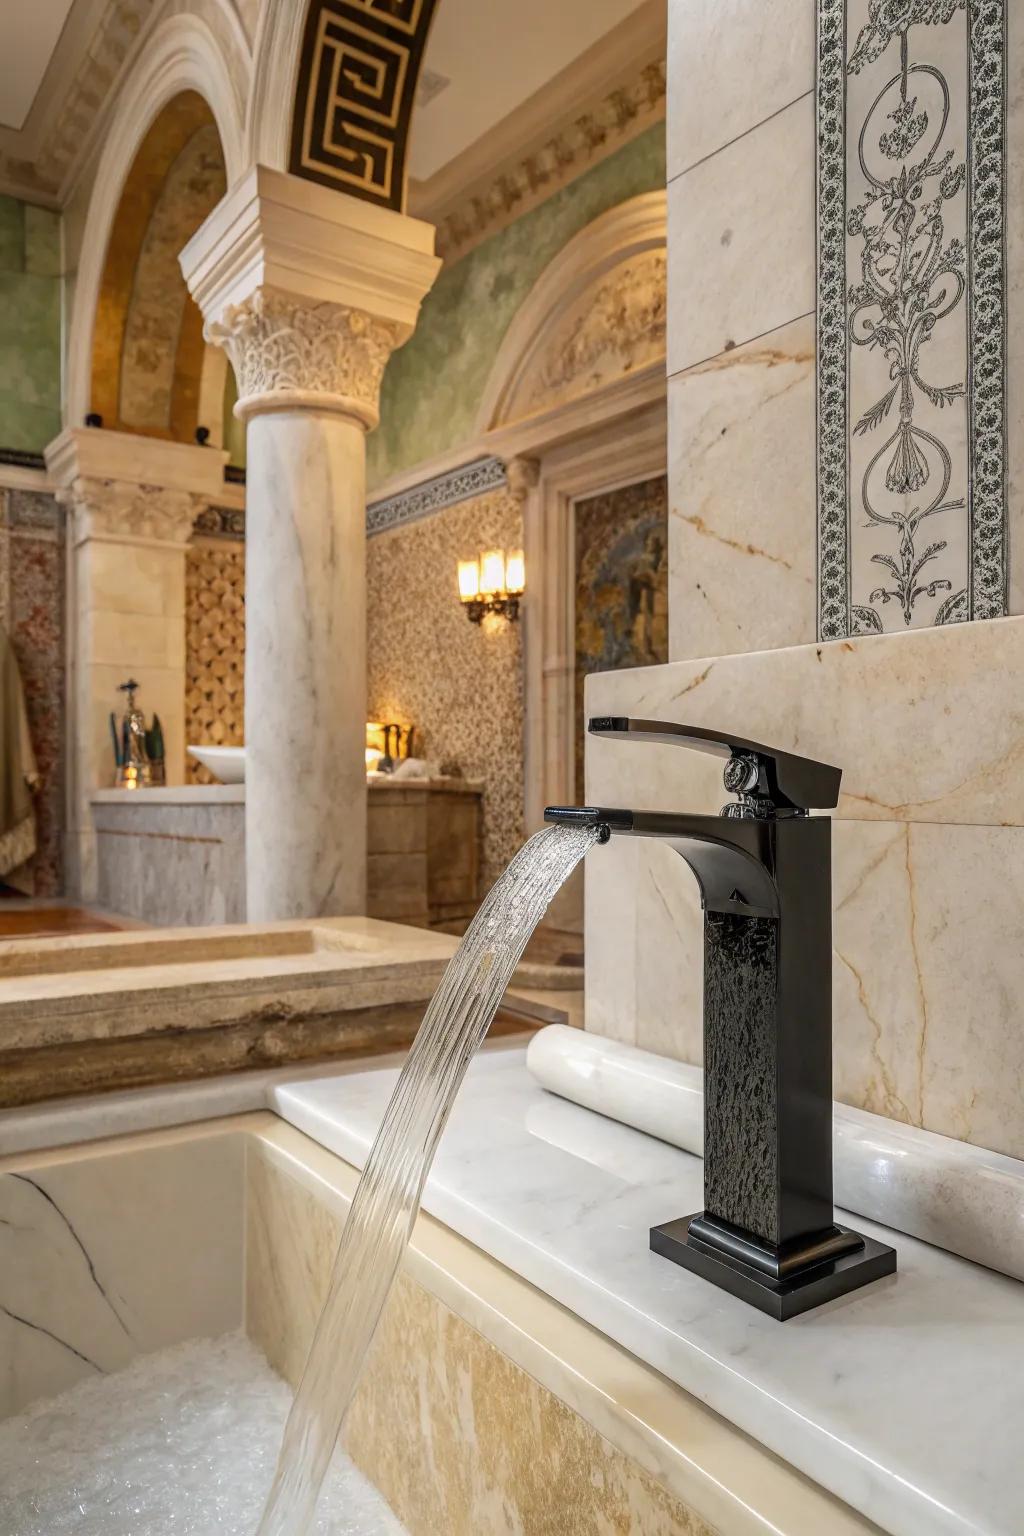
[473, 192, 668, 848]
[477, 191, 667, 440]
[89, 92, 229, 443]
[65, 10, 248, 433]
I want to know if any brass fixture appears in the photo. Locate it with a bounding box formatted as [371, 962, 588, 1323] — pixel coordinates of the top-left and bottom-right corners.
[457, 547, 525, 623]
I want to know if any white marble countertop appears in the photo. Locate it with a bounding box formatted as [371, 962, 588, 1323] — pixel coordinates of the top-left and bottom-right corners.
[271, 1050, 1024, 1536]
[91, 784, 245, 804]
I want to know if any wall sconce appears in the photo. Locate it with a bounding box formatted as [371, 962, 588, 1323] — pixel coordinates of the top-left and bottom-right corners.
[457, 548, 525, 623]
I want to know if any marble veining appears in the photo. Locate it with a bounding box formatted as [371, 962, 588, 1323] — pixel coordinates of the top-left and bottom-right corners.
[0, 1131, 244, 1418]
[527, 1024, 1024, 1287]
[272, 1050, 1024, 1536]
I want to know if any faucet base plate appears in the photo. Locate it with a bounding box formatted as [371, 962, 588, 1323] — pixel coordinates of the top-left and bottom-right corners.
[651, 1213, 897, 1320]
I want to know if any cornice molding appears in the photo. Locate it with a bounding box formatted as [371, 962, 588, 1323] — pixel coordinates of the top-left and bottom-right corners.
[44, 426, 228, 500]
[409, 1, 666, 267]
[366, 455, 507, 537]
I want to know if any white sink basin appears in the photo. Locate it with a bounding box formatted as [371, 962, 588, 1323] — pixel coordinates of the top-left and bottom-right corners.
[187, 745, 246, 783]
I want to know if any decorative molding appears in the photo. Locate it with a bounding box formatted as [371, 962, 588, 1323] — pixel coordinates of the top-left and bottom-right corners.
[64, 11, 250, 429]
[478, 192, 667, 435]
[207, 287, 405, 427]
[416, 51, 666, 268]
[816, 0, 1007, 640]
[504, 457, 540, 506]
[193, 504, 246, 540]
[57, 477, 204, 547]
[366, 457, 507, 537]
[289, 0, 440, 209]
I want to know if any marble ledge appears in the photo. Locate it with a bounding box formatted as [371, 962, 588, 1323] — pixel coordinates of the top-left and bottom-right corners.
[527, 1024, 1024, 1287]
[92, 785, 245, 804]
[272, 1050, 1024, 1536]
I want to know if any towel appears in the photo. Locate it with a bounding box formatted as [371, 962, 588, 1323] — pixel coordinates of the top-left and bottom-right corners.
[0, 626, 38, 882]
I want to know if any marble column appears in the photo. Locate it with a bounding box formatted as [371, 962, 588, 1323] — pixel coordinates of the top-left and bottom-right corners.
[181, 167, 440, 922]
[44, 428, 226, 898]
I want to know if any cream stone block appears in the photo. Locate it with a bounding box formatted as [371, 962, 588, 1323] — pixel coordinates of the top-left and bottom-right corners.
[667, 93, 815, 377]
[87, 610, 185, 670]
[0, 1130, 244, 1418]
[833, 820, 1024, 1160]
[667, 0, 814, 180]
[584, 616, 1024, 827]
[83, 541, 187, 619]
[668, 314, 816, 660]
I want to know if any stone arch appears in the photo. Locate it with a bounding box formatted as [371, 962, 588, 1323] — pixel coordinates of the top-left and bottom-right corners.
[248, 0, 440, 210]
[65, 10, 248, 432]
[477, 191, 667, 435]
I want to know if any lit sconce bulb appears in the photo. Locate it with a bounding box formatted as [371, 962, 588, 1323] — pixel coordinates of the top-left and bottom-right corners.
[479, 549, 506, 598]
[505, 549, 525, 595]
[457, 558, 481, 602]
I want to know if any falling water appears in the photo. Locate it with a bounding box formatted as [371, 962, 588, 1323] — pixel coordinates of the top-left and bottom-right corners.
[256, 823, 600, 1536]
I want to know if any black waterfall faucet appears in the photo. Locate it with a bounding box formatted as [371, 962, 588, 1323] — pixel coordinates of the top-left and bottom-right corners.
[545, 717, 896, 1321]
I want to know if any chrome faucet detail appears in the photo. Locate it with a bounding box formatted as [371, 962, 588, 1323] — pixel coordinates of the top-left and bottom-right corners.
[545, 717, 896, 1320]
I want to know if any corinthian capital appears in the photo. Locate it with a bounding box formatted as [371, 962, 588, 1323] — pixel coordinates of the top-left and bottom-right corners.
[206, 287, 407, 429]
[58, 477, 203, 547]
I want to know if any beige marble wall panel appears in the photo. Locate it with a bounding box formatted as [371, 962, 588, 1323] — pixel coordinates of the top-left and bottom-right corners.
[668, 315, 816, 660]
[585, 616, 1024, 827]
[667, 94, 815, 378]
[584, 618, 1024, 1158]
[0, 1129, 243, 1418]
[667, 0, 814, 180]
[245, 1143, 716, 1536]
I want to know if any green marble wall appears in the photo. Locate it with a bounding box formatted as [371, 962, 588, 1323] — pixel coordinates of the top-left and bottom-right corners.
[367, 123, 666, 489]
[0, 197, 62, 454]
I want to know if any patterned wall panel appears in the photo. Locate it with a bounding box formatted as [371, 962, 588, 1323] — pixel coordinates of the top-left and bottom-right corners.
[366, 488, 525, 890]
[290, 0, 440, 209]
[816, 0, 1007, 639]
[185, 534, 245, 784]
[0, 490, 65, 895]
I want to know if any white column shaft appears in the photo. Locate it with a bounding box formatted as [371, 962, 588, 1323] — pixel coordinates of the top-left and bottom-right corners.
[244, 410, 367, 921]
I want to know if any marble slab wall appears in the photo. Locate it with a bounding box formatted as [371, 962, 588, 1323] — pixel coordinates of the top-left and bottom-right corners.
[0, 489, 65, 895]
[245, 1137, 717, 1536]
[0, 1128, 244, 1418]
[666, 1, 1021, 660]
[584, 615, 1024, 1162]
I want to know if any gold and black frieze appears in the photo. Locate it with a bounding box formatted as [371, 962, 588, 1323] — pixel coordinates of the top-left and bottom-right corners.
[290, 0, 439, 209]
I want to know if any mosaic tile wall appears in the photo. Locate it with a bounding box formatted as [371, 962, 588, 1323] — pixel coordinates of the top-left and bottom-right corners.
[0, 489, 65, 894]
[0, 197, 61, 454]
[184, 533, 245, 784]
[574, 475, 668, 797]
[367, 488, 525, 890]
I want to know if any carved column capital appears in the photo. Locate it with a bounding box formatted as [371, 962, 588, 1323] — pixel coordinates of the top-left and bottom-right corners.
[205, 286, 408, 430]
[504, 455, 541, 504]
[58, 476, 204, 547]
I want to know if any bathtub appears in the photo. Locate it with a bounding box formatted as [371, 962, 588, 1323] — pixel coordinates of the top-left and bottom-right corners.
[0, 1095, 878, 1536]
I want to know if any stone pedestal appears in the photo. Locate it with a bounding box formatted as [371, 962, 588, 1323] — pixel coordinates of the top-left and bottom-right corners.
[181, 167, 439, 921]
[45, 428, 226, 898]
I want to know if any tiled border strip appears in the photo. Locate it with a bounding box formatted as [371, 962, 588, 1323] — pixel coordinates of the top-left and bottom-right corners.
[366, 455, 507, 537]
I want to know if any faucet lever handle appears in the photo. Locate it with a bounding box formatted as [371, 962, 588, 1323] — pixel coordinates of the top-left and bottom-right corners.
[587, 717, 841, 813]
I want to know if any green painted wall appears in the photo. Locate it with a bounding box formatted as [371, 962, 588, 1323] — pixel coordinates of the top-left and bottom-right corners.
[0, 196, 62, 453]
[367, 122, 666, 489]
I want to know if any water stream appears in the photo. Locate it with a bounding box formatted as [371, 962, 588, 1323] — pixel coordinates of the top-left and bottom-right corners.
[256, 822, 600, 1535]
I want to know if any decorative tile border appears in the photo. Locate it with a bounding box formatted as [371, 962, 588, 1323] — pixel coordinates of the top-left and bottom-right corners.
[366, 456, 507, 537]
[193, 504, 246, 542]
[816, 0, 1007, 640]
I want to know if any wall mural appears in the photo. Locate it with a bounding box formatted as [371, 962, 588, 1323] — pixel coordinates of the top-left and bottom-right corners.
[574, 477, 668, 800]
[816, 0, 1006, 639]
[291, 0, 439, 209]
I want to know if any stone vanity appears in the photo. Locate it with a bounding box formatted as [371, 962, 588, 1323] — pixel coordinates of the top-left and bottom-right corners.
[91, 776, 484, 929]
